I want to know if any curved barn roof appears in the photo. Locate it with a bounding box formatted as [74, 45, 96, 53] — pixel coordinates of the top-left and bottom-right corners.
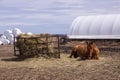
[68, 14, 120, 39]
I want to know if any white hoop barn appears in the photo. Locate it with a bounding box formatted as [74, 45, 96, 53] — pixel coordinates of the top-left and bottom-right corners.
[68, 15, 120, 39]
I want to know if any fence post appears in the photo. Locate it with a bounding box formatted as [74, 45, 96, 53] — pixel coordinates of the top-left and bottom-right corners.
[58, 35, 60, 58]
[13, 36, 16, 56]
[35, 38, 39, 56]
[20, 38, 25, 56]
[46, 35, 49, 56]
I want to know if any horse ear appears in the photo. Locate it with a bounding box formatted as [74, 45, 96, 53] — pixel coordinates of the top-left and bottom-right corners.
[85, 41, 89, 45]
[90, 42, 94, 45]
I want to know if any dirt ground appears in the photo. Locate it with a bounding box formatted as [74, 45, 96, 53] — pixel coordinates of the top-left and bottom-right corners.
[0, 41, 119, 80]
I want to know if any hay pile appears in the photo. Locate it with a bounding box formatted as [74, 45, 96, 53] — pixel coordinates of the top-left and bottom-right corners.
[15, 34, 60, 58]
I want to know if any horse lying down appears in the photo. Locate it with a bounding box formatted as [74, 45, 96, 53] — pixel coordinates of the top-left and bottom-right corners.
[69, 41, 100, 60]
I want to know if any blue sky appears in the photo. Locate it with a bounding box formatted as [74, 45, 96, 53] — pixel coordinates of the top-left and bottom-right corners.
[0, 0, 120, 34]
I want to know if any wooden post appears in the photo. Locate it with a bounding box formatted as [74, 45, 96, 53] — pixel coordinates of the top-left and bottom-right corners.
[20, 38, 25, 56]
[46, 35, 49, 55]
[13, 36, 16, 56]
[35, 38, 39, 56]
[58, 35, 60, 58]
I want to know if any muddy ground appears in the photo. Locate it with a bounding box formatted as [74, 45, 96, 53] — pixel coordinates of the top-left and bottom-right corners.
[0, 41, 119, 80]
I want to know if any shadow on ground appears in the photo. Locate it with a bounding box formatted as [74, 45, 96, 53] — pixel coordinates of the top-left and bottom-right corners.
[1, 56, 25, 62]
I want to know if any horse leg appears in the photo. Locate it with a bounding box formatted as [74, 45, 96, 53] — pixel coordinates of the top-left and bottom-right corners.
[95, 53, 99, 60]
[74, 51, 78, 58]
[88, 52, 92, 59]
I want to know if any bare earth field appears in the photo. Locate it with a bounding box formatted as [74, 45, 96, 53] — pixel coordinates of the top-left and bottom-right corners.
[0, 41, 119, 80]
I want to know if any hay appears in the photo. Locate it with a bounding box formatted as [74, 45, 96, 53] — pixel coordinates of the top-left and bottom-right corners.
[15, 34, 60, 58]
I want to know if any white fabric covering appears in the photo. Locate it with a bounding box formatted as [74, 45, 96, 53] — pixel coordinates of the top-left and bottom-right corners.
[27, 32, 33, 35]
[12, 28, 22, 37]
[68, 14, 120, 39]
[0, 41, 3, 45]
[0, 38, 10, 45]
[0, 28, 34, 45]
[4, 30, 12, 37]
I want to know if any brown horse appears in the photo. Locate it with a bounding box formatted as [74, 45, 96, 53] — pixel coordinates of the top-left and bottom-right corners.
[69, 41, 100, 60]
[87, 42, 100, 60]
[69, 42, 88, 60]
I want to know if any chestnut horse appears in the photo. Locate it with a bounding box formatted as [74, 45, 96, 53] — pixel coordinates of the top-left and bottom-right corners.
[87, 42, 100, 59]
[69, 41, 100, 60]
